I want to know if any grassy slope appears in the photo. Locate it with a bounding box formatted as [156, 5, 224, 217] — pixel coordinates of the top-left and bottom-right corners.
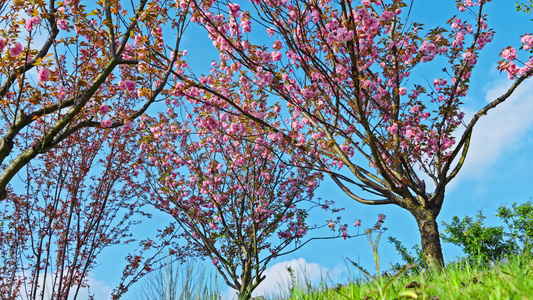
[275, 253, 533, 300]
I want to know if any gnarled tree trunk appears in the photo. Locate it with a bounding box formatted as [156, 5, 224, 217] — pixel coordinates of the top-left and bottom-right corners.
[409, 193, 445, 271]
[414, 210, 444, 270]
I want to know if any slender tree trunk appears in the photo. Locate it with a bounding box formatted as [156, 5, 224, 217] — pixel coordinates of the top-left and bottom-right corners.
[238, 262, 253, 300]
[238, 260, 265, 300]
[412, 206, 444, 271]
[238, 289, 252, 300]
[238, 280, 254, 300]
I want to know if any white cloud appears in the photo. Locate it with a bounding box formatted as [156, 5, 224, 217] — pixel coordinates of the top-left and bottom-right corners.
[225, 258, 342, 300]
[84, 276, 114, 300]
[450, 78, 533, 185]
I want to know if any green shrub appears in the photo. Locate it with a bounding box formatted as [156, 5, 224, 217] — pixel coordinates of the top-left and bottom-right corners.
[496, 200, 533, 254]
[388, 200, 533, 272]
[441, 200, 533, 264]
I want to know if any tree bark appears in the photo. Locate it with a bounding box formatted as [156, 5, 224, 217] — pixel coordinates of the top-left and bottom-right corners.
[238, 266, 253, 300]
[238, 287, 252, 300]
[413, 207, 445, 271]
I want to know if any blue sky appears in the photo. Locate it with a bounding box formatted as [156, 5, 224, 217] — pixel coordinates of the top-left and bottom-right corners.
[85, 1, 533, 299]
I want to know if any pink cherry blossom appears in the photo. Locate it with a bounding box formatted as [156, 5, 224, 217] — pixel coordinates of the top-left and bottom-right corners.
[271, 51, 282, 61]
[100, 119, 113, 128]
[0, 38, 5, 51]
[462, 51, 477, 64]
[25, 16, 41, 31]
[227, 3, 240, 17]
[100, 104, 110, 115]
[502, 61, 519, 79]
[57, 86, 67, 100]
[57, 19, 69, 30]
[405, 129, 415, 139]
[240, 18, 251, 33]
[451, 18, 462, 30]
[381, 10, 395, 21]
[209, 222, 219, 230]
[399, 87, 406, 96]
[378, 214, 386, 222]
[118, 79, 136, 92]
[266, 27, 276, 37]
[337, 160, 343, 168]
[123, 120, 132, 131]
[440, 136, 455, 150]
[387, 123, 398, 135]
[501, 47, 517, 61]
[38, 68, 50, 82]
[521, 34, 533, 50]
[9, 42, 22, 56]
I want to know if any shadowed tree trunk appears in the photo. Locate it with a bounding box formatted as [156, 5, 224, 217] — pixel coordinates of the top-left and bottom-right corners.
[413, 206, 445, 270]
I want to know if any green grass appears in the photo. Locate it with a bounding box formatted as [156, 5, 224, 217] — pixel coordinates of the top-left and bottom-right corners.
[270, 253, 533, 300]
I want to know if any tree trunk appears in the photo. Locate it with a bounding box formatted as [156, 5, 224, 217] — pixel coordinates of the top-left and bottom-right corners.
[413, 207, 445, 271]
[238, 290, 252, 300]
[238, 283, 253, 300]
[238, 261, 254, 300]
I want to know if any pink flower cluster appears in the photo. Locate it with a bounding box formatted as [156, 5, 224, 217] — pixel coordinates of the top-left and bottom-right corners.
[373, 214, 386, 230]
[57, 19, 69, 30]
[462, 51, 477, 65]
[499, 44, 533, 79]
[100, 119, 113, 128]
[501, 47, 517, 61]
[419, 41, 443, 63]
[227, 3, 240, 17]
[458, 0, 491, 11]
[100, 104, 110, 115]
[329, 27, 354, 44]
[387, 123, 398, 135]
[9, 42, 22, 57]
[58, 86, 67, 100]
[433, 78, 447, 91]
[241, 18, 251, 33]
[118, 79, 136, 92]
[38, 68, 51, 82]
[521, 34, 533, 50]
[25, 16, 41, 31]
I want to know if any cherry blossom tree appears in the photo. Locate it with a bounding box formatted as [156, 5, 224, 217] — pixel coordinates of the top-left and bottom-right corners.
[0, 125, 148, 299]
[168, 0, 533, 270]
[0, 0, 203, 298]
[134, 101, 373, 299]
[0, 0, 189, 199]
